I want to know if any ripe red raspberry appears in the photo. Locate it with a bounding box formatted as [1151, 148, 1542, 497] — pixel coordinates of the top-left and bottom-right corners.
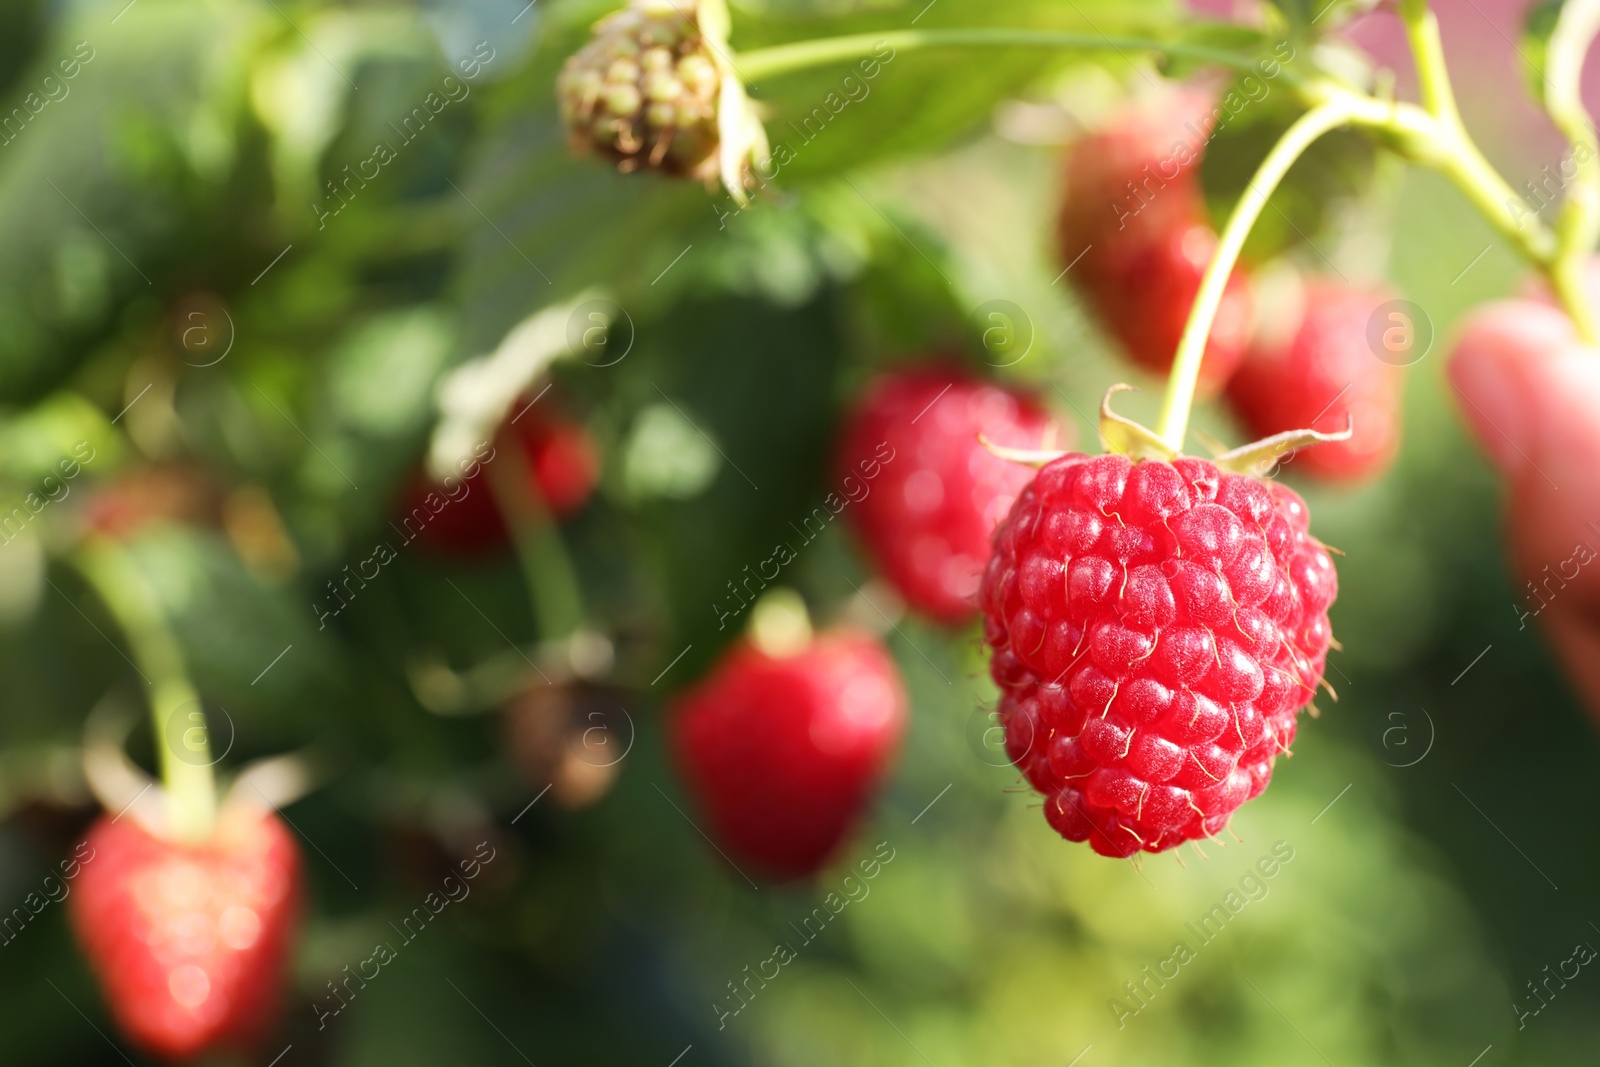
[978, 452, 1336, 856]
[669, 631, 907, 879]
[402, 407, 600, 555]
[68, 805, 302, 1060]
[836, 363, 1055, 622]
[1226, 280, 1403, 482]
[1058, 86, 1253, 391]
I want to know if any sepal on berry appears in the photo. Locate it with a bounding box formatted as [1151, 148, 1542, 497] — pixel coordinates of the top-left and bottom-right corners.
[1089, 383, 1355, 475]
[1098, 383, 1176, 461]
[1211, 419, 1354, 476]
[975, 433, 1069, 468]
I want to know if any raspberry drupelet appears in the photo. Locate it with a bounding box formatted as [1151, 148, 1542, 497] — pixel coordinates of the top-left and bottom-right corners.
[979, 452, 1336, 856]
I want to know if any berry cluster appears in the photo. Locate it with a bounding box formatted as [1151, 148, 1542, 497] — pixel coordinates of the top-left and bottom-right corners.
[52, 0, 1600, 1058]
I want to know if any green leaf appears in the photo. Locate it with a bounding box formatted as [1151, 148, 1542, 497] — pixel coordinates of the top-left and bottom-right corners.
[0, 0, 268, 402]
[738, 0, 1192, 180]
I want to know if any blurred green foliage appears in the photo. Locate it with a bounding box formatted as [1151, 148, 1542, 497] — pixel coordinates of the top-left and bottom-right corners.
[0, 1, 1597, 1065]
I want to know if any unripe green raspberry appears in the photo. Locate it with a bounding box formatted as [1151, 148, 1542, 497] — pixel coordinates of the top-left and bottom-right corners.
[643, 72, 681, 102]
[640, 47, 674, 73]
[557, 0, 768, 200]
[606, 58, 641, 84]
[604, 83, 642, 119]
[557, 0, 723, 178]
[677, 53, 716, 94]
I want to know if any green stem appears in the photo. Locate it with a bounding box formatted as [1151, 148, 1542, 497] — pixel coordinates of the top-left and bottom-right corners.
[485, 444, 585, 646]
[1388, 2, 1547, 262]
[737, 27, 1283, 83]
[74, 540, 215, 842]
[1540, 0, 1600, 342]
[1394, 0, 1593, 339]
[1550, 254, 1600, 343]
[1398, 0, 1460, 126]
[1156, 95, 1359, 452]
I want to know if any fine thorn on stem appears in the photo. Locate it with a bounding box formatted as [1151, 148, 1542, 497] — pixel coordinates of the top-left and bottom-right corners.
[74, 539, 216, 843]
[1156, 96, 1360, 453]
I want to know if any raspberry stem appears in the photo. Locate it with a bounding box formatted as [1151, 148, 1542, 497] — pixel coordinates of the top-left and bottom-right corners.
[1535, 0, 1600, 342]
[736, 28, 1284, 83]
[1397, 0, 1598, 343]
[74, 540, 216, 843]
[485, 443, 585, 645]
[1156, 95, 1360, 452]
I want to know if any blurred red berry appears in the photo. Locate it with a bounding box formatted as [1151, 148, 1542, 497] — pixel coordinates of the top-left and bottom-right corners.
[669, 631, 907, 880]
[1449, 293, 1600, 718]
[979, 452, 1335, 856]
[523, 413, 602, 516]
[402, 407, 600, 555]
[83, 465, 223, 539]
[1227, 280, 1403, 482]
[68, 805, 302, 1060]
[1058, 86, 1253, 391]
[836, 363, 1055, 622]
